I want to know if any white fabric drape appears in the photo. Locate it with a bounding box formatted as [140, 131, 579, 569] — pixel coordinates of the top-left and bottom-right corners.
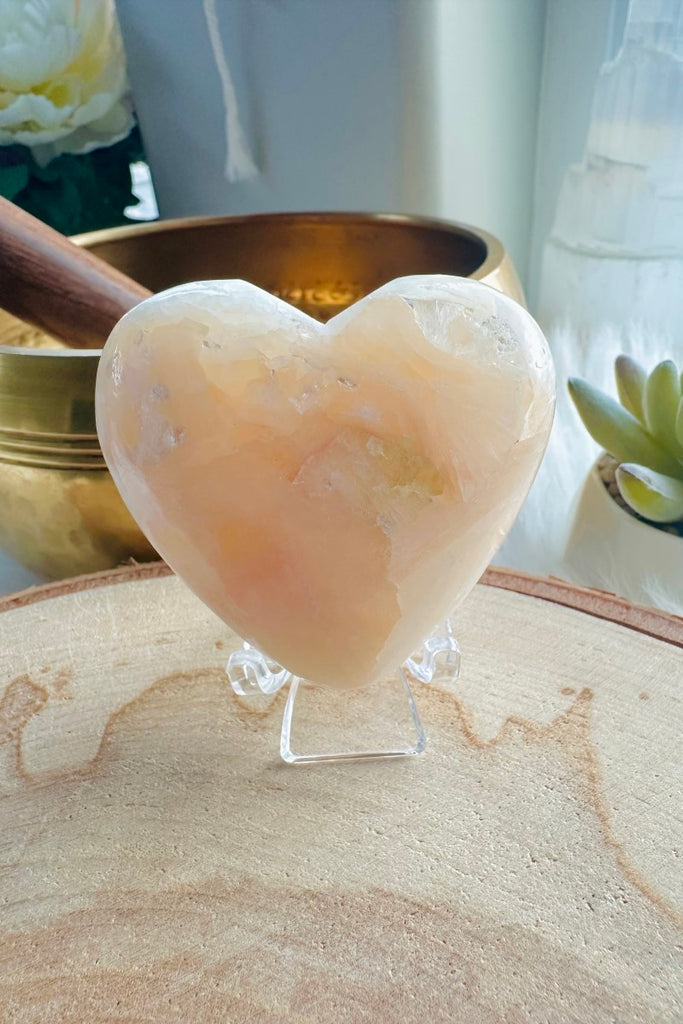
[498, 0, 683, 613]
[202, 0, 259, 183]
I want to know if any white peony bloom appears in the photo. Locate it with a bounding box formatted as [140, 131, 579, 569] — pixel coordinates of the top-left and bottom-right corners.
[0, 0, 134, 164]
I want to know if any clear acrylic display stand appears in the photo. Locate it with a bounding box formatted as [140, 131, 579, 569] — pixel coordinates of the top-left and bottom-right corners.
[227, 620, 460, 765]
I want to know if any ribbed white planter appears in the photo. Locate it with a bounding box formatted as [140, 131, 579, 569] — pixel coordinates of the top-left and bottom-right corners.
[564, 461, 683, 613]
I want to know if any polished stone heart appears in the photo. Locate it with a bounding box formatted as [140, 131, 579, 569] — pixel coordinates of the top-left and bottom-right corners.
[96, 277, 554, 688]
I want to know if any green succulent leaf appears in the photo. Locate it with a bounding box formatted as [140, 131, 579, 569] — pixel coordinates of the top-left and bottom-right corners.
[568, 378, 682, 477]
[676, 397, 683, 449]
[615, 355, 647, 423]
[616, 463, 683, 524]
[643, 360, 681, 454]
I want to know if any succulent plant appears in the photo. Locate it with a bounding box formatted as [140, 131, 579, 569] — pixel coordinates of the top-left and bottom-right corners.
[568, 356, 683, 526]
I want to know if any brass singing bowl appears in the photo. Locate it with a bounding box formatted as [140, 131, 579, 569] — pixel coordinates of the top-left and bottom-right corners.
[0, 212, 523, 580]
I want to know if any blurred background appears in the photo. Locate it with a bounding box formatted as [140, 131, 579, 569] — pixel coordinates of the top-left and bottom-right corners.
[1, 0, 681, 610]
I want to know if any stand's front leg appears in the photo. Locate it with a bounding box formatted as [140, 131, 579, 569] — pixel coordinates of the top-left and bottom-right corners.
[226, 620, 460, 765]
[279, 671, 426, 765]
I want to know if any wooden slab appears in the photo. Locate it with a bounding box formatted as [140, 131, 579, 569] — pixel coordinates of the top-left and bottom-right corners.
[0, 565, 681, 1022]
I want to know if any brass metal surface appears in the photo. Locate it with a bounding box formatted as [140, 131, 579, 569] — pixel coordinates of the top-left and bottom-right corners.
[75, 212, 525, 319]
[0, 212, 523, 580]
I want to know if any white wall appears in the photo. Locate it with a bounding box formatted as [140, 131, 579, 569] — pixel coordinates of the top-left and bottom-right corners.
[116, 0, 547, 282]
[116, 0, 436, 218]
[432, 0, 547, 285]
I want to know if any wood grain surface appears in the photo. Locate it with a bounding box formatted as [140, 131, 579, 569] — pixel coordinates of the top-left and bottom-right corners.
[0, 565, 681, 1022]
[0, 197, 150, 349]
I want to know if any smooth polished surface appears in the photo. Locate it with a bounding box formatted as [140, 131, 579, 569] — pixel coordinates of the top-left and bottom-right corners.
[0, 213, 524, 581]
[0, 196, 150, 349]
[0, 347, 156, 578]
[97, 277, 554, 688]
[78, 212, 526, 319]
[0, 460, 154, 580]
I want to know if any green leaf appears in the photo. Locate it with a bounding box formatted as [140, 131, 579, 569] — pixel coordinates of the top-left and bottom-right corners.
[568, 378, 682, 477]
[616, 463, 683, 524]
[676, 397, 683, 449]
[7, 126, 149, 236]
[643, 360, 682, 454]
[0, 161, 29, 200]
[615, 355, 647, 423]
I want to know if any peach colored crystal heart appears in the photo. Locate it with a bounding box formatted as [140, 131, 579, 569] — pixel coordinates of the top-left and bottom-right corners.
[96, 277, 555, 689]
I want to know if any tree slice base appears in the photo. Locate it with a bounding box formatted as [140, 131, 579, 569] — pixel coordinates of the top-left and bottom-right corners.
[0, 565, 681, 1022]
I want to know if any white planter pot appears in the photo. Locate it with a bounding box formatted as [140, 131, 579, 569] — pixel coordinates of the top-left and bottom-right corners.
[563, 461, 683, 614]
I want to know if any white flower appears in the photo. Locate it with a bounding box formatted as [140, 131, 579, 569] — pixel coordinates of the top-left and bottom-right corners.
[0, 0, 134, 164]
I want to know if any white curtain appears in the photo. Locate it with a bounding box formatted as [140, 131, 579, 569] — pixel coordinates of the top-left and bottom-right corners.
[498, 0, 683, 612]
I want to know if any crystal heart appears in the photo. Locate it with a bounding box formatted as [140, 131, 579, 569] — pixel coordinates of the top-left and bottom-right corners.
[96, 276, 555, 689]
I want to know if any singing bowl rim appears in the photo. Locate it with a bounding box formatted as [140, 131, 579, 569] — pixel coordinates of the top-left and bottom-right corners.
[0, 211, 508, 361]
